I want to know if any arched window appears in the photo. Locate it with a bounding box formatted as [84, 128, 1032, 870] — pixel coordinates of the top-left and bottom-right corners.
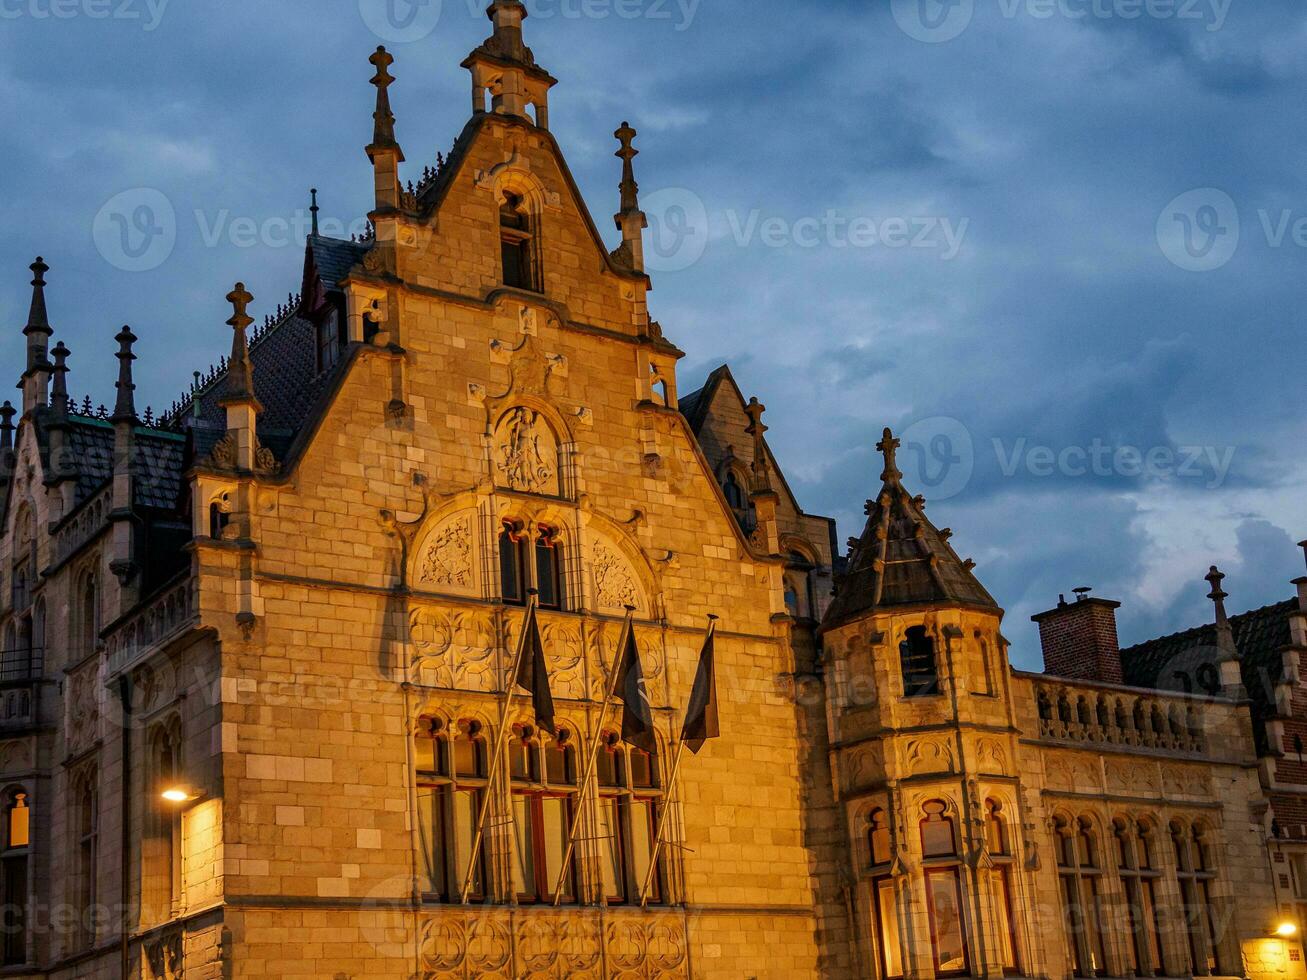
[535, 525, 564, 611]
[919, 800, 968, 976]
[510, 725, 578, 904]
[722, 471, 744, 509]
[1171, 821, 1221, 974]
[74, 771, 98, 950]
[870, 806, 902, 980]
[900, 626, 939, 698]
[1115, 818, 1165, 976]
[986, 801, 1021, 975]
[415, 719, 487, 901]
[78, 570, 99, 658]
[499, 520, 528, 606]
[500, 191, 538, 291]
[595, 732, 665, 905]
[146, 722, 183, 922]
[208, 494, 231, 540]
[1055, 816, 1109, 977]
[1, 789, 28, 965]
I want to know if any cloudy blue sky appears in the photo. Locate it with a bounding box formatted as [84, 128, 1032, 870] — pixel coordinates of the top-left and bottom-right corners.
[0, 0, 1303, 666]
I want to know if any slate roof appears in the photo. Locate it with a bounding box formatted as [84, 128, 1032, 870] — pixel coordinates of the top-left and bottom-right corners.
[60, 416, 187, 511]
[821, 429, 998, 633]
[1120, 599, 1296, 754]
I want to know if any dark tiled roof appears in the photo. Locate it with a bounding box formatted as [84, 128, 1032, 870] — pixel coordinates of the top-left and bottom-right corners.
[677, 364, 728, 436]
[1120, 599, 1296, 754]
[308, 235, 369, 289]
[821, 450, 998, 633]
[61, 416, 187, 511]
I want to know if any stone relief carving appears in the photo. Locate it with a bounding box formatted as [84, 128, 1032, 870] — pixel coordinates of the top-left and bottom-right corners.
[540, 620, 585, 700]
[419, 909, 685, 980]
[905, 736, 955, 775]
[592, 542, 640, 612]
[66, 664, 98, 756]
[495, 407, 558, 495]
[418, 516, 474, 591]
[409, 607, 497, 691]
[976, 737, 1007, 772]
[145, 929, 184, 980]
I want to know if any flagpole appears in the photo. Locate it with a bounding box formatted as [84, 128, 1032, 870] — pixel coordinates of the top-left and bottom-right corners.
[550, 606, 635, 906]
[639, 614, 717, 908]
[460, 592, 538, 904]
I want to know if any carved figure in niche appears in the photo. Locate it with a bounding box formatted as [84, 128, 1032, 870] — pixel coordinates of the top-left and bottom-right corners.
[496, 407, 555, 494]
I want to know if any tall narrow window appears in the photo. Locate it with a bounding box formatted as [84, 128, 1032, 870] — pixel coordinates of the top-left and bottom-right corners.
[535, 526, 564, 611]
[900, 626, 939, 697]
[595, 733, 665, 905]
[920, 800, 969, 976]
[415, 720, 487, 901]
[869, 806, 902, 978]
[987, 801, 1022, 975]
[75, 775, 98, 950]
[1116, 819, 1165, 978]
[1056, 816, 1111, 978]
[500, 192, 537, 291]
[510, 727, 577, 904]
[1172, 822, 1220, 975]
[79, 571, 98, 659]
[499, 521, 528, 605]
[1, 791, 28, 966]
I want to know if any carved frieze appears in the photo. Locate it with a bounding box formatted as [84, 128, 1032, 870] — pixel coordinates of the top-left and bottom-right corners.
[418, 516, 474, 591]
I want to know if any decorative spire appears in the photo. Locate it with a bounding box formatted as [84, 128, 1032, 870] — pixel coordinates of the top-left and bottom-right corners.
[50, 341, 69, 417]
[368, 46, 404, 159]
[877, 427, 902, 485]
[222, 282, 258, 405]
[462, 0, 556, 125]
[111, 326, 137, 423]
[616, 121, 640, 214]
[744, 397, 772, 492]
[0, 402, 14, 451]
[23, 257, 52, 360]
[1205, 565, 1241, 662]
[310, 187, 320, 237]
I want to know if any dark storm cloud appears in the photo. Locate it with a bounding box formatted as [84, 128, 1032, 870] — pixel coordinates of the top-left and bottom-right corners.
[0, 0, 1303, 657]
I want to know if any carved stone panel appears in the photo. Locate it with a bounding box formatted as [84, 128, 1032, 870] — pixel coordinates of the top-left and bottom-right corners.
[409, 607, 497, 691]
[416, 513, 477, 595]
[591, 541, 641, 614]
[494, 407, 560, 496]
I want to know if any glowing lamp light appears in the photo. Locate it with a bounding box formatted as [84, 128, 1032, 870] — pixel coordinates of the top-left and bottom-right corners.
[1275, 921, 1298, 938]
[160, 785, 200, 804]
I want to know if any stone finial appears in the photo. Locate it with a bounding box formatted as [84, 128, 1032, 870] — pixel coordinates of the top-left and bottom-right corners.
[1299, 540, 1307, 572]
[616, 121, 640, 214]
[23, 256, 52, 352]
[484, 0, 532, 64]
[111, 326, 138, 423]
[1206, 565, 1241, 663]
[310, 187, 320, 237]
[50, 341, 70, 417]
[223, 282, 258, 405]
[0, 401, 14, 451]
[877, 427, 903, 485]
[368, 46, 403, 157]
[744, 396, 771, 490]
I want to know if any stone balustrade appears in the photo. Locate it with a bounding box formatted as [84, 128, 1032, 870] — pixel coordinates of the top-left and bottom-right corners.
[1032, 676, 1207, 754]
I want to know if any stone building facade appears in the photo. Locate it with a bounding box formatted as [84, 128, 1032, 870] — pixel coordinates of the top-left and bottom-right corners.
[0, 5, 1303, 978]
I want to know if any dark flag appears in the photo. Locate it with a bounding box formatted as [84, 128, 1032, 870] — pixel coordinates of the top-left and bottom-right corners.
[515, 604, 556, 736]
[680, 626, 719, 754]
[616, 625, 656, 754]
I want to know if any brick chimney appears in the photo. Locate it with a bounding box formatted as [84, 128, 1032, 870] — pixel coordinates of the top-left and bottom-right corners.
[1032, 591, 1123, 684]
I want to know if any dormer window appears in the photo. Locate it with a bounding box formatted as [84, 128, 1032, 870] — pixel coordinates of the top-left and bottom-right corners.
[500, 192, 538, 291]
[315, 306, 346, 374]
[900, 625, 939, 697]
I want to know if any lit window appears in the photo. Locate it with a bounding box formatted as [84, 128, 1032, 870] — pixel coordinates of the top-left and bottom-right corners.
[1171, 822, 1221, 974]
[1, 791, 27, 965]
[596, 732, 665, 905]
[987, 801, 1022, 976]
[1056, 816, 1109, 977]
[510, 727, 577, 904]
[869, 809, 891, 867]
[415, 720, 487, 902]
[919, 800, 969, 976]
